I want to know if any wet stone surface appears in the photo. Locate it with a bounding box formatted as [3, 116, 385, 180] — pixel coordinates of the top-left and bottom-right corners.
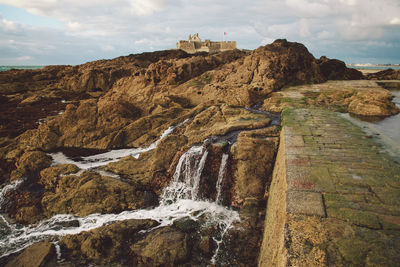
[281, 107, 400, 266]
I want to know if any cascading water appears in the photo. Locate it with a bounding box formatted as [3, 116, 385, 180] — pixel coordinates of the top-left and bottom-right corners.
[0, 122, 239, 264]
[216, 153, 229, 204]
[161, 145, 209, 203]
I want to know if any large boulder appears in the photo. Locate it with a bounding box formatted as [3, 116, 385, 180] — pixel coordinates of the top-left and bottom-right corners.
[318, 56, 364, 80]
[348, 89, 400, 117]
[131, 226, 189, 266]
[5, 241, 57, 267]
[60, 219, 159, 265]
[231, 127, 280, 207]
[11, 150, 52, 182]
[366, 69, 400, 80]
[41, 170, 157, 217]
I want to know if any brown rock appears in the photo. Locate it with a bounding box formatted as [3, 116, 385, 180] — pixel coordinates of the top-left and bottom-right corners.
[170, 39, 326, 107]
[39, 164, 80, 190]
[318, 56, 364, 80]
[183, 104, 271, 144]
[41, 171, 157, 217]
[11, 150, 52, 182]
[5, 241, 57, 267]
[366, 69, 400, 80]
[131, 226, 189, 266]
[103, 134, 188, 194]
[348, 90, 400, 117]
[60, 219, 159, 265]
[231, 127, 279, 206]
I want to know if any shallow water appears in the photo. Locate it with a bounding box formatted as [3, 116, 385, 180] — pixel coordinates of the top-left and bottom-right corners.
[341, 90, 400, 158]
[0, 66, 45, 72]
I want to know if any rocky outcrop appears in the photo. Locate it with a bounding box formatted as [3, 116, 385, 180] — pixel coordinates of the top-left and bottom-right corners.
[0, 40, 385, 266]
[40, 170, 157, 217]
[5, 241, 57, 267]
[262, 80, 400, 117]
[59, 219, 211, 266]
[318, 56, 364, 80]
[347, 89, 400, 117]
[231, 127, 280, 207]
[366, 69, 400, 80]
[60, 219, 160, 265]
[169, 39, 327, 106]
[11, 150, 52, 182]
[131, 226, 190, 266]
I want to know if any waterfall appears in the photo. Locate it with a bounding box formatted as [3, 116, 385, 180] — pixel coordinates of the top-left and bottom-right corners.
[215, 154, 229, 204]
[161, 146, 209, 203]
[0, 144, 239, 262]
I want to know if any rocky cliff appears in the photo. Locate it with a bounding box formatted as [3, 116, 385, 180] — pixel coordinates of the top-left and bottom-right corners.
[1, 39, 393, 266]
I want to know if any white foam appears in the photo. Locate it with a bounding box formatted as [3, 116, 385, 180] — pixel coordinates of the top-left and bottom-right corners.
[0, 179, 24, 208]
[49, 120, 189, 170]
[0, 199, 239, 258]
[0, 131, 240, 263]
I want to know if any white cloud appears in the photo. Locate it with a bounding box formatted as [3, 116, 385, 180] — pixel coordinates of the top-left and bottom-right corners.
[299, 19, 310, 38]
[317, 30, 335, 40]
[100, 44, 115, 52]
[16, 55, 32, 60]
[390, 18, 400, 25]
[67, 21, 85, 32]
[0, 0, 399, 64]
[285, 0, 332, 17]
[261, 38, 275, 45]
[339, 0, 358, 6]
[129, 0, 164, 16]
[0, 18, 19, 31]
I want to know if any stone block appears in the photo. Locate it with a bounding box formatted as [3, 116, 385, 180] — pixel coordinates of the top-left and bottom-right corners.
[286, 190, 326, 217]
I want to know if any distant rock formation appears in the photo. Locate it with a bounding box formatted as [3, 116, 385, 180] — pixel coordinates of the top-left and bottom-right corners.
[366, 68, 400, 80]
[176, 33, 237, 53]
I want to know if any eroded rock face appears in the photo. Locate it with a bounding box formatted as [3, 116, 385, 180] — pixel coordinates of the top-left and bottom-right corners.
[41, 170, 157, 217]
[0, 40, 376, 266]
[4, 241, 57, 267]
[262, 81, 400, 117]
[231, 127, 280, 207]
[60, 219, 160, 265]
[318, 56, 364, 80]
[347, 89, 400, 117]
[131, 226, 189, 266]
[170, 39, 327, 107]
[11, 150, 52, 182]
[366, 69, 400, 80]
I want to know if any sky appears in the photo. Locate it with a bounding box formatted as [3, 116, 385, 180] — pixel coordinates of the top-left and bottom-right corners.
[0, 0, 399, 65]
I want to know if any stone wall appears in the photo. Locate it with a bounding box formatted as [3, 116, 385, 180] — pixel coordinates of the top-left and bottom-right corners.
[176, 34, 237, 54]
[258, 129, 287, 267]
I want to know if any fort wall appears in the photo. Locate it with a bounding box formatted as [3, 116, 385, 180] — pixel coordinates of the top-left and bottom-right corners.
[176, 33, 237, 54]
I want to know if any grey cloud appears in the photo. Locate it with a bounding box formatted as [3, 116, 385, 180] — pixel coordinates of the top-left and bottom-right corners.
[0, 0, 399, 64]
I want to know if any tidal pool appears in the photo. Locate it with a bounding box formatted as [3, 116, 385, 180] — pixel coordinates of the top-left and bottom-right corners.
[341, 90, 400, 159]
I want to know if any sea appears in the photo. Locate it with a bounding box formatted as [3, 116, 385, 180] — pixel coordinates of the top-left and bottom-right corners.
[347, 64, 400, 70]
[0, 66, 45, 72]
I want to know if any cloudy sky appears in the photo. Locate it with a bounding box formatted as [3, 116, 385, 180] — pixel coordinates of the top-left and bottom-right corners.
[0, 0, 399, 65]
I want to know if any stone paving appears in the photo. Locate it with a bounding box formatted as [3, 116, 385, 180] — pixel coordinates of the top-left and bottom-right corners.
[260, 107, 400, 266]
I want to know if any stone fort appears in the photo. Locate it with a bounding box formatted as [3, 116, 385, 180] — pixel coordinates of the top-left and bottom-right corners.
[176, 33, 237, 54]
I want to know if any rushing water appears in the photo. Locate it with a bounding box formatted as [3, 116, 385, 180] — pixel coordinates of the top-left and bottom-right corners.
[0, 119, 240, 263]
[216, 154, 229, 204]
[50, 119, 189, 170]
